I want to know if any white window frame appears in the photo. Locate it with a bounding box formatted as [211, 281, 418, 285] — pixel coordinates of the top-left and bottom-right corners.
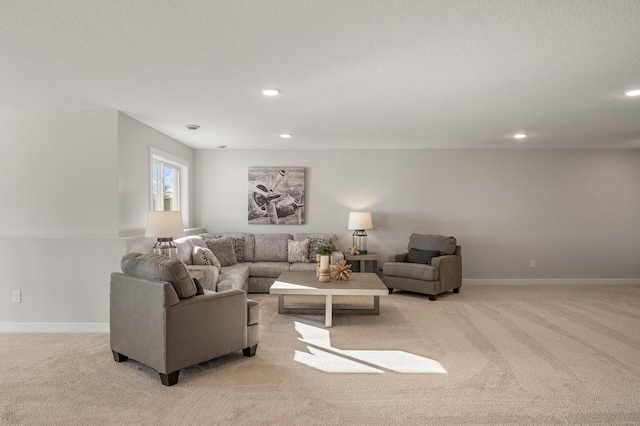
[150, 148, 189, 227]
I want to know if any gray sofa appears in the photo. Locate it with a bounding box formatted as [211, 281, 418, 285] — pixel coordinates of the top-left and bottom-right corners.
[110, 253, 260, 386]
[174, 232, 343, 293]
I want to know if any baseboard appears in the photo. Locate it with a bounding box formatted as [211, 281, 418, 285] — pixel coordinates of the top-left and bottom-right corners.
[0, 322, 109, 333]
[462, 279, 640, 285]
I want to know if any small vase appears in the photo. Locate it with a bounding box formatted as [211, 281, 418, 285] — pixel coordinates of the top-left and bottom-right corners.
[319, 255, 330, 282]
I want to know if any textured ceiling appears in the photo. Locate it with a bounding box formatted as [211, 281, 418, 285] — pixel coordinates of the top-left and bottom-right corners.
[2, 0, 640, 149]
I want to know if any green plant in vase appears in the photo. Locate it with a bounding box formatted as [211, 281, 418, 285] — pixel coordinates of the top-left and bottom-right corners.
[314, 242, 332, 256]
[315, 242, 332, 282]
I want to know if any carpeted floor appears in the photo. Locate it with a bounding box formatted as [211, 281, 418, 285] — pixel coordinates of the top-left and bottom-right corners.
[2, 285, 640, 425]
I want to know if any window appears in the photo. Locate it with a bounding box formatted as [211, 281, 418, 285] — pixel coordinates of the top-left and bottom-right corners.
[152, 160, 180, 211]
[150, 149, 189, 220]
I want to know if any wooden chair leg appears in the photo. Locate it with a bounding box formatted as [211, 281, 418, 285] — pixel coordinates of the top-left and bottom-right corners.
[388, 288, 394, 294]
[453, 287, 460, 293]
[112, 350, 128, 362]
[243, 345, 257, 357]
[159, 371, 180, 386]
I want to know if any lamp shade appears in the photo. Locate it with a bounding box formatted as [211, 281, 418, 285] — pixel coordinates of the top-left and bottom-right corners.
[145, 211, 185, 238]
[348, 212, 373, 230]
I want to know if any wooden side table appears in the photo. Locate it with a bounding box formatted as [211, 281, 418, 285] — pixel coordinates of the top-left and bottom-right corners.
[344, 252, 381, 273]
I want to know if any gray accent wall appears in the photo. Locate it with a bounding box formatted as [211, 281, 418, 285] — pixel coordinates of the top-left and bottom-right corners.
[195, 149, 640, 282]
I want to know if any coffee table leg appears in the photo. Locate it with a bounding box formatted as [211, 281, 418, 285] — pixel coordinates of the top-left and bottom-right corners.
[325, 295, 333, 327]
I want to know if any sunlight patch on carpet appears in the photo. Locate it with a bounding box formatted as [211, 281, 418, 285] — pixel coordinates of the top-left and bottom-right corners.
[294, 322, 447, 374]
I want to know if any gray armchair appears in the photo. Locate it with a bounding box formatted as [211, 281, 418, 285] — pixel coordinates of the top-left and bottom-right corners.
[110, 253, 260, 386]
[382, 234, 462, 301]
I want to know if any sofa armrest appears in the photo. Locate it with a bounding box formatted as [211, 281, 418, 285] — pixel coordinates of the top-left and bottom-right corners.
[330, 250, 344, 264]
[431, 255, 462, 291]
[389, 252, 408, 262]
[184, 265, 219, 291]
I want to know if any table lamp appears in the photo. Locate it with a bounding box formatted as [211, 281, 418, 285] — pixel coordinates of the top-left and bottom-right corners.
[348, 212, 373, 254]
[145, 211, 185, 258]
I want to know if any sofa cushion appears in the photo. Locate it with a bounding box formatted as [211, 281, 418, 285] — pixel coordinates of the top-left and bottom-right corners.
[120, 252, 197, 299]
[217, 264, 251, 292]
[254, 233, 292, 262]
[192, 246, 222, 272]
[248, 261, 291, 278]
[290, 262, 317, 273]
[383, 261, 439, 282]
[205, 238, 237, 267]
[408, 234, 457, 255]
[405, 248, 440, 265]
[288, 239, 310, 263]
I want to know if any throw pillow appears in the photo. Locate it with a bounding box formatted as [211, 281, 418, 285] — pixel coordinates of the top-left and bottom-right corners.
[307, 238, 331, 263]
[405, 248, 440, 265]
[229, 237, 245, 263]
[193, 278, 205, 295]
[193, 246, 222, 272]
[205, 237, 237, 267]
[288, 239, 310, 263]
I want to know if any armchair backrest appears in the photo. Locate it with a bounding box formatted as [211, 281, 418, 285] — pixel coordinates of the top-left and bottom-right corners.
[408, 234, 458, 255]
[121, 252, 198, 299]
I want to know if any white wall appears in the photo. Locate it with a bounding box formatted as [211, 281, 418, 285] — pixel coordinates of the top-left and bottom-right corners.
[0, 111, 194, 331]
[195, 149, 640, 283]
[117, 112, 195, 236]
[0, 110, 119, 237]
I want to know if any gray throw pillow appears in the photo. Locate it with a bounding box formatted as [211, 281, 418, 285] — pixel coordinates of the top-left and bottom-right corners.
[405, 249, 440, 265]
[307, 238, 331, 263]
[205, 238, 237, 267]
[288, 239, 310, 263]
[193, 246, 222, 272]
[229, 237, 245, 262]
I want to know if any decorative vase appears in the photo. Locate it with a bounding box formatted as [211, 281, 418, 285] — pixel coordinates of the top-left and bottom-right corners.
[319, 255, 330, 282]
[316, 254, 320, 277]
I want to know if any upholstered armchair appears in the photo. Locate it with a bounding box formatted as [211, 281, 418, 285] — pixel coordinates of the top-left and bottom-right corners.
[110, 253, 260, 386]
[382, 234, 462, 301]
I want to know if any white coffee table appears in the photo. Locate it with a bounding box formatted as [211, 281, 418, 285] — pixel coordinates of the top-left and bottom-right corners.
[269, 271, 389, 327]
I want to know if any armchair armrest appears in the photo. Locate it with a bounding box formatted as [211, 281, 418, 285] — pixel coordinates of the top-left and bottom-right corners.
[431, 255, 462, 291]
[388, 252, 408, 262]
[166, 289, 249, 373]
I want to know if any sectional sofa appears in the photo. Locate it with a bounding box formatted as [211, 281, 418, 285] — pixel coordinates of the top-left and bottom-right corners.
[174, 232, 343, 293]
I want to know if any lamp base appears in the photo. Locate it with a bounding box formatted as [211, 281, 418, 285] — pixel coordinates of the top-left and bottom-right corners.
[153, 238, 177, 258]
[352, 231, 368, 255]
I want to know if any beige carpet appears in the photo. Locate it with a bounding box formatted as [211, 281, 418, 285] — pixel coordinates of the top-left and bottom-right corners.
[2, 285, 640, 425]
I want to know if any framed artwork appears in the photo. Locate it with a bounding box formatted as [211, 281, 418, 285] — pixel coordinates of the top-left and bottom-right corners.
[248, 167, 305, 224]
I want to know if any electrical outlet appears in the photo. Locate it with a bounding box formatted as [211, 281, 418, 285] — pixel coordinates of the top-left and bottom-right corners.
[12, 290, 21, 303]
[530, 260, 536, 268]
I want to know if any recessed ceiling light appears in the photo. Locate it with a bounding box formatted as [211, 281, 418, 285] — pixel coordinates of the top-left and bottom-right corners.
[185, 124, 200, 131]
[514, 133, 527, 139]
[624, 89, 640, 97]
[280, 133, 292, 139]
[261, 89, 280, 96]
